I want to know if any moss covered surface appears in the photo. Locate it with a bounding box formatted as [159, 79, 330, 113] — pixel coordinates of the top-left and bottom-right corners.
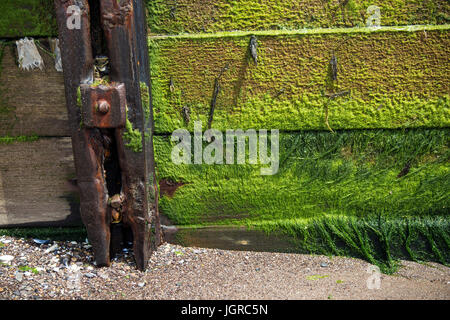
[155, 128, 449, 271]
[140, 81, 150, 123]
[147, 0, 450, 35]
[123, 118, 143, 153]
[150, 28, 450, 133]
[155, 128, 449, 224]
[0, 134, 39, 144]
[249, 215, 449, 273]
[0, 0, 58, 38]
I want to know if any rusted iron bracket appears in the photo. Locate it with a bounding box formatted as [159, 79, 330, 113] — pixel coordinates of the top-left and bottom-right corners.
[54, 0, 161, 270]
[80, 83, 127, 128]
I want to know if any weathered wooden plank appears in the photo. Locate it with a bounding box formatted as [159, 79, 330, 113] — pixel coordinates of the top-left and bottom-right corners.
[0, 43, 69, 137]
[147, 0, 450, 35]
[150, 27, 450, 133]
[0, 137, 80, 227]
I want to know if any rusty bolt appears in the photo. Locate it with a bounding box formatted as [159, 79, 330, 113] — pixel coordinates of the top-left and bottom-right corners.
[111, 209, 122, 223]
[97, 100, 110, 114]
[109, 194, 123, 209]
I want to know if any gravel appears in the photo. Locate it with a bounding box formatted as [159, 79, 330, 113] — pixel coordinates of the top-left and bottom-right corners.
[0, 235, 449, 300]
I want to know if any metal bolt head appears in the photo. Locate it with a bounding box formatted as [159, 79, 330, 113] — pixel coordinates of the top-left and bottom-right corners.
[97, 100, 110, 114]
[109, 194, 123, 209]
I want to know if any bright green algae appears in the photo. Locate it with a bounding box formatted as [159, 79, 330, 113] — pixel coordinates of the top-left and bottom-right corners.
[149, 28, 450, 133]
[154, 128, 450, 273]
[147, 0, 450, 35]
[0, 0, 58, 38]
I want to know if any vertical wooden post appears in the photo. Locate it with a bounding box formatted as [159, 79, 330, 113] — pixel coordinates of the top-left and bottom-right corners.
[54, 0, 160, 270]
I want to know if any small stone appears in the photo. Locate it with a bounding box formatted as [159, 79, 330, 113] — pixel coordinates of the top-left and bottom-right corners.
[15, 272, 24, 282]
[45, 244, 58, 254]
[137, 282, 145, 287]
[33, 239, 51, 245]
[0, 255, 14, 264]
[84, 272, 96, 278]
[320, 263, 328, 268]
[98, 273, 109, 280]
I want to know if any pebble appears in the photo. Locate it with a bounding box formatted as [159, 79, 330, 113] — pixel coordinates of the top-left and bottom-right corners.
[0, 255, 14, 264]
[320, 263, 328, 268]
[84, 272, 96, 278]
[33, 239, 51, 245]
[138, 282, 146, 287]
[98, 273, 109, 280]
[45, 244, 59, 254]
[15, 272, 24, 282]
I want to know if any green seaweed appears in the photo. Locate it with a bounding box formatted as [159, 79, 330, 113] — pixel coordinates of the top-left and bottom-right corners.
[146, 0, 450, 35]
[0, 0, 58, 38]
[155, 128, 449, 225]
[123, 118, 143, 153]
[154, 128, 449, 273]
[149, 28, 450, 133]
[0, 134, 39, 144]
[76, 86, 82, 108]
[140, 81, 150, 123]
[248, 215, 450, 274]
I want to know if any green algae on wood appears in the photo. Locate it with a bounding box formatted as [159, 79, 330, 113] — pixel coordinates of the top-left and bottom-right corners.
[149, 28, 450, 133]
[154, 128, 449, 225]
[154, 127, 450, 271]
[140, 81, 150, 123]
[0, 134, 39, 144]
[123, 118, 143, 153]
[0, 0, 58, 38]
[247, 214, 450, 274]
[146, 0, 450, 35]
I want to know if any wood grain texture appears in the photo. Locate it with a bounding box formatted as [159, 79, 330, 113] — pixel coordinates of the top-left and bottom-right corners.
[0, 43, 69, 137]
[0, 137, 81, 227]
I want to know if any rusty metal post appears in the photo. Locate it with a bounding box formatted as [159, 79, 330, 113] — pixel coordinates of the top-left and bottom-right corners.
[54, 0, 160, 270]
